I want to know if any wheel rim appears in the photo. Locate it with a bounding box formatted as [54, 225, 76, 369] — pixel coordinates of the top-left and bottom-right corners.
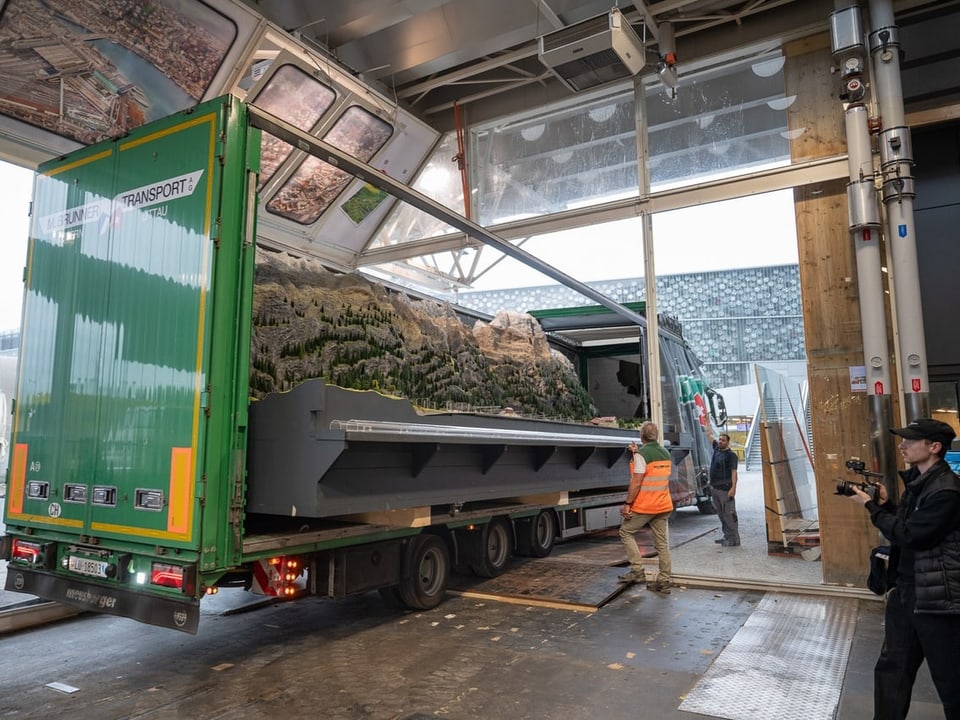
[486, 522, 510, 568]
[534, 513, 554, 549]
[417, 546, 444, 596]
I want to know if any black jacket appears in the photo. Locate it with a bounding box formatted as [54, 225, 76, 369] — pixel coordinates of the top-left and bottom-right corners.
[866, 458, 960, 613]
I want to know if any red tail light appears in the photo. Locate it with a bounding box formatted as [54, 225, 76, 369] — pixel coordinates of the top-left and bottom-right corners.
[11, 539, 42, 564]
[151, 563, 185, 589]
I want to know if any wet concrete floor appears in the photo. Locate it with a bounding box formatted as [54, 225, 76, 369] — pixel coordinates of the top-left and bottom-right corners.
[0, 472, 948, 719]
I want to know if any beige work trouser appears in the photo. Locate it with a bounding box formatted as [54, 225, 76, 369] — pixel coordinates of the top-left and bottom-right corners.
[619, 510, 672, 583]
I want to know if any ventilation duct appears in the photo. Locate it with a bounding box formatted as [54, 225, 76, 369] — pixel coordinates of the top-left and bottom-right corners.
[538, 8, 646, 92]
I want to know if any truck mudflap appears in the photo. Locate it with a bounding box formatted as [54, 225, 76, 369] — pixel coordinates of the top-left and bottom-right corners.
[5, 567, 200, 634]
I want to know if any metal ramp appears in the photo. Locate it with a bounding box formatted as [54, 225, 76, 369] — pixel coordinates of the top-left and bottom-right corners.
[448, 520, 716, 609]
[447, 557, 628, 611]
[679, 594, 858, 720]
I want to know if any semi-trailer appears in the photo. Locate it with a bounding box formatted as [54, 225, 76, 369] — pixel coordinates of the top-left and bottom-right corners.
[1, 96, 720, 633]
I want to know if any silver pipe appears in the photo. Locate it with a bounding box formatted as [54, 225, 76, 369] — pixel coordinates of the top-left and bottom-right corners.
[331, 419, 635, 446]
[832, 3, 897, 485]
[868, 0, 929, 421]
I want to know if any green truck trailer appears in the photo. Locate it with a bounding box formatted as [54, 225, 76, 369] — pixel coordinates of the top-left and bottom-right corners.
[1, 96, 717, 633]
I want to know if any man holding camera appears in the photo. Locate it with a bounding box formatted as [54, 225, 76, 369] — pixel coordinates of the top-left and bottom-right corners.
[847, 417, 960, 720]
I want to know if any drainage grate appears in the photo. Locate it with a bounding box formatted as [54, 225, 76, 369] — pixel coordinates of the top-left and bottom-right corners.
[678, 593, 858, 720]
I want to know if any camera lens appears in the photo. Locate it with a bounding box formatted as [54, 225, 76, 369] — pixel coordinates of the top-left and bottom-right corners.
[835, 479, 855, 496]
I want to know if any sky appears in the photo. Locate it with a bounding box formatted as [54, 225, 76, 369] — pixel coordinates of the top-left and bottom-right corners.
[1, 162, 32, 332]
[467, 189, 799, 291]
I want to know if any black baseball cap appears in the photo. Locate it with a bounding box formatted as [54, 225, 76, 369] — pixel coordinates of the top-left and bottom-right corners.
[890, 418, 956, 447]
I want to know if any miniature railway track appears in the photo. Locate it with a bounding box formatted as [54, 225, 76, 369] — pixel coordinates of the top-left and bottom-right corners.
[0, 600, 79, 634]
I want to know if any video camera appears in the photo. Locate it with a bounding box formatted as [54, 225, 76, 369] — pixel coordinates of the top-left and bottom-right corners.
[835, 458, 883, 501]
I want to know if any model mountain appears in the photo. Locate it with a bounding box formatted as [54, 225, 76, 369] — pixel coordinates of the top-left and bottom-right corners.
[250, 249, 597, 421]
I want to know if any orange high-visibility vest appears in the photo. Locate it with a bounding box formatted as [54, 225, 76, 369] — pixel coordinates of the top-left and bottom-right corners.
[628, 442, 674, 515]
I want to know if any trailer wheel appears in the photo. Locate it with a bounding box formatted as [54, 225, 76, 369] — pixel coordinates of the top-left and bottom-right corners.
[398, 534, 450, 610]
[517, 510, 556, 558]
[470, 517, 513, 577]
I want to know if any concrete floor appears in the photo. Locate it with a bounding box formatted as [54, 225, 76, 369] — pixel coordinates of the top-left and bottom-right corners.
[669, 468, 824, 587]
[0, 472, 948, 719]
[0, 580, 945, 720]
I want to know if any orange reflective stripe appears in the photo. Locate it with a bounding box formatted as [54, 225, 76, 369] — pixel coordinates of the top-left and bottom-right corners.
[9, 443, 27, 515]
[167, 447, 193, 536]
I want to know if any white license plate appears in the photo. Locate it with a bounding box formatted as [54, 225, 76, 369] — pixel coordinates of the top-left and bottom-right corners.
[68, 556, 109, 578]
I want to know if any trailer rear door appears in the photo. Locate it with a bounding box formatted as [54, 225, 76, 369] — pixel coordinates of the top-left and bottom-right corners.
[7, 97, 255, 564]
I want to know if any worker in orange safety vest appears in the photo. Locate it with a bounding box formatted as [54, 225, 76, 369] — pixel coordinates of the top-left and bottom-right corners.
[618, 420, 674, 593]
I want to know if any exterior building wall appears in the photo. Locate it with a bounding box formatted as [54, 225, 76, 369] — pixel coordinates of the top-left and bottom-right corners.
[456, 264, 805, 390]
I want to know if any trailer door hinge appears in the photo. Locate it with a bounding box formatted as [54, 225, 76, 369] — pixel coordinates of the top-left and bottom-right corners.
[213, 217, 222, 248]
[201, 388, 211, 417]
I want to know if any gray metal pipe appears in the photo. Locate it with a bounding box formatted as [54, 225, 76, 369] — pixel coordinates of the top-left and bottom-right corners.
[832, 4, 897, 485]
[868, 0, 929, 422]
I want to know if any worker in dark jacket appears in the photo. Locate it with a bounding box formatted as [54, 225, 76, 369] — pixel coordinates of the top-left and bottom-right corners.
[848, 417, 960, 720]
[706, 425, 740, 546]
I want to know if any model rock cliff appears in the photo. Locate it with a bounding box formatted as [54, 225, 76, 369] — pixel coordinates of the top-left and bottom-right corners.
[251, 250, 597, 421]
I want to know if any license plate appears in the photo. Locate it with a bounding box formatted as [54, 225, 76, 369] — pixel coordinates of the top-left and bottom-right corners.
[68, 556, 109, 578]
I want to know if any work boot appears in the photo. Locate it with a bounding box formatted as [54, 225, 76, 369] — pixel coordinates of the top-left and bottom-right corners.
[714, 538, 725, 544]
[618, 571, 645, 584]
[649, 579, 671, 594]
[720, 540, 741, 547]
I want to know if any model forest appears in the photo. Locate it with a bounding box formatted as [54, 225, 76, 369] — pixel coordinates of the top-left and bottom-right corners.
[250, 249, 597, 422]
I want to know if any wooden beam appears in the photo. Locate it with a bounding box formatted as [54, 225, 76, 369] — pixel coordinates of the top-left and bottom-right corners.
[786, 34, 881, 586]
[342, 506, 432, 528]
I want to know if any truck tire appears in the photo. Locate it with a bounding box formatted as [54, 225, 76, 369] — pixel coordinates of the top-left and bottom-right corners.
[469, 517, 513, 577]
[697, 499, 717, 515]
[516, 510, 557, 558]
[398, 534, 450, 610]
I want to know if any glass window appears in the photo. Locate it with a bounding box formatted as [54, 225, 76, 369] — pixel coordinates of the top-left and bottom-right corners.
[252, 64, 337, 189]
[465, 48, 794, 229]
[470, 91, 637, 226]
[931, 381, 960, 437]
[646, 51, 791, 190]
[369, 133, 463, 249]
[266, 106, 393, 225]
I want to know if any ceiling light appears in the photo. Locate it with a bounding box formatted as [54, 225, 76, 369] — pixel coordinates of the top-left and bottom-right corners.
[751, 57, 786, 77]
[767, 95, 797, 111]
[588, 105, 616, 123]
[520, 124, 545, 141]
[780, 127, 806, 140]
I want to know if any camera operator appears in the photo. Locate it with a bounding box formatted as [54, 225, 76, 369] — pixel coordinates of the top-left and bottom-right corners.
[847, 417, 960, 720]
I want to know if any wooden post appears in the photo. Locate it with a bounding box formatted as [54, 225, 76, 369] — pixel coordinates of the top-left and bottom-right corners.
[785, 35, 881, 585]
